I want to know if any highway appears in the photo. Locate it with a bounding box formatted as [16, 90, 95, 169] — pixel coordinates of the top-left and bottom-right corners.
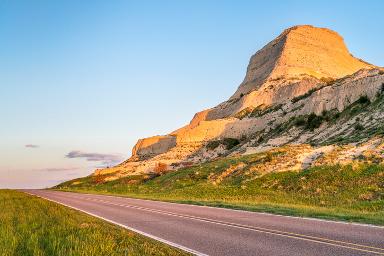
[23, 190, 384, 256]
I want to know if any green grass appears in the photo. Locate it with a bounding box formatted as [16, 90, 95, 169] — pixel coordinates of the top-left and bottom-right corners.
[0, 190, 189, 256]
[55, 154, 384, 226]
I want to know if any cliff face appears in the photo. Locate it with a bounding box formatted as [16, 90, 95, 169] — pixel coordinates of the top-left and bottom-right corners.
[94, 25, 383, 178]
[232, 25, 372, 99]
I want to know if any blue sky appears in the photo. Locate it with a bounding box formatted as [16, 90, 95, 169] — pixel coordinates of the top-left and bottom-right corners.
[1, 0, 383, 188]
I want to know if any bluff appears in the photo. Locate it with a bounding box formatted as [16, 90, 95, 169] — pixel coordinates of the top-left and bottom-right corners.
[93, 25, 383, 178]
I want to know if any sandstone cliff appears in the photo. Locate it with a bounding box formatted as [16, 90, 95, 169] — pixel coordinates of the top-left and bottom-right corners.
[94, 25, 383, 178]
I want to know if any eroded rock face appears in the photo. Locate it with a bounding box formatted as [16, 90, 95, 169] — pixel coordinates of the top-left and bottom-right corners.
[189, 25, 374, 123]
[94, 25, 382, 177]
[131, 135, 176, 160]
[232, 25, 372, 99]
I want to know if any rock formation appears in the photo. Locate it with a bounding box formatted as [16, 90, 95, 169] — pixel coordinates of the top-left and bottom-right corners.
[93, 25, 384, 178]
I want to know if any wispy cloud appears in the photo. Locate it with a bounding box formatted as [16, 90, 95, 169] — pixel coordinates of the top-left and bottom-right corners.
[25, 144, 39, 148]
[65, 151, 124, 167]
[36, 167, 80, 172]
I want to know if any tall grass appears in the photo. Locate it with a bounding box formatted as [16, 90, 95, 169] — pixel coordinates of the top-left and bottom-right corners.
[0, 190, 188, 256]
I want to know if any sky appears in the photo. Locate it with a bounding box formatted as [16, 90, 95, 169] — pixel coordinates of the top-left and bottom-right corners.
[1, 0, 383, 188]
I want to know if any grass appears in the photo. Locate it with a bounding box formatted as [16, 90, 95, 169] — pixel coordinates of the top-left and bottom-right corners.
[55, 153, 384, 226]
[0, 190, 189, 256]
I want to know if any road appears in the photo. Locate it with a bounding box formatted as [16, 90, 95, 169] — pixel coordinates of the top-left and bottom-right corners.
[23, 190, 384, 256]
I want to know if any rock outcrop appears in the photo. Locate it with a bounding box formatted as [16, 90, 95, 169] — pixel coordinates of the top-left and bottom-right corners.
[94, 25, 383, 177]
[131, 135, 176, 161]
[231, 25, 372, 99]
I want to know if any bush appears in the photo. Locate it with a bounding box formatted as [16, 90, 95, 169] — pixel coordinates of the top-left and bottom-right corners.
[223, 138, 240, 150]
[294, 116, 306, 126]
[92, 175, 105, 184]
[306, 113, 324, 131]
[356, 95, 370, 105]
[206, 140, 221, 150]
[206, 138, 240, 151]
[154, 162, 168, 174]
[249, 104, 282, 118]
[234, 107, 252, 119]
[291, 89, 316, 103]
[355, 123, 364, 131]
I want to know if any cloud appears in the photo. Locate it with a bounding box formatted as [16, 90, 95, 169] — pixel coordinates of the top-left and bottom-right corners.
[25, 144, 39, 148]
[37, 167, 79, 172]
[65, 151, 124, 167]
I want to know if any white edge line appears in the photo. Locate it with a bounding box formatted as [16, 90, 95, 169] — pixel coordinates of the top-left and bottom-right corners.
[54, 189, 384, 229]
[23, 191, 208, 256]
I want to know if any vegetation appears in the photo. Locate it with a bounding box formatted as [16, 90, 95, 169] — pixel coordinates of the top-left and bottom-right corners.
[291, 88, 317, 103]
[250, 104, 282, 118]
[291, 110, 337, 131]
[0, 190, 188, 256]
[56, 153, 384, 225]
[305, 113, 324, 131]
[354, 123, 364, 131]
[291, 77, 336, 104]
[206, 138, 240, 150]
[233, 107, 253, 119]
[233, 104, 283, 120]
[154, 162, 168, 174]
[323, 93, 384, 145]
[356, 95, 370, 105]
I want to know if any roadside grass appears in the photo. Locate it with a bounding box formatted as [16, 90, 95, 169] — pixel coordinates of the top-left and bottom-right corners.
[55, 155, 384, 226]
[0, 190, 189, 256]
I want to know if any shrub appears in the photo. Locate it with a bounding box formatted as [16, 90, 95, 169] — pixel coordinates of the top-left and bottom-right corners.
[249, 104, 282, 118]
[223, 138, 240, 150]
[250, 107, 263, 117]
[92, 175, 105, 184]
[306, 113, 324, 131]
[294, 116, 306, 126]
[234, 107, 252, 119]
[355, 123, 364, 131]
[206, 138, 240, 151]
[206, 140, 221, 150]
[291, 88, 316, 103]
[154, 162, 168, 174]
[356, 95, 370, 105]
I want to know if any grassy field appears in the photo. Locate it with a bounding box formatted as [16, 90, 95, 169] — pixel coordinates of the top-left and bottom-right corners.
[55, 153, 384, 226]
[0, 190, 188, 256]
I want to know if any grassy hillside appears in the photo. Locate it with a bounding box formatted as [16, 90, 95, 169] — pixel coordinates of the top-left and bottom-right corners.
[55, 153, 384, 225]
[0, 190, 188, 256]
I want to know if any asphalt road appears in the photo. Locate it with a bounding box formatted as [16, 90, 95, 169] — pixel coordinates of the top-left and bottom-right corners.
[23, 190, 384, 256]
